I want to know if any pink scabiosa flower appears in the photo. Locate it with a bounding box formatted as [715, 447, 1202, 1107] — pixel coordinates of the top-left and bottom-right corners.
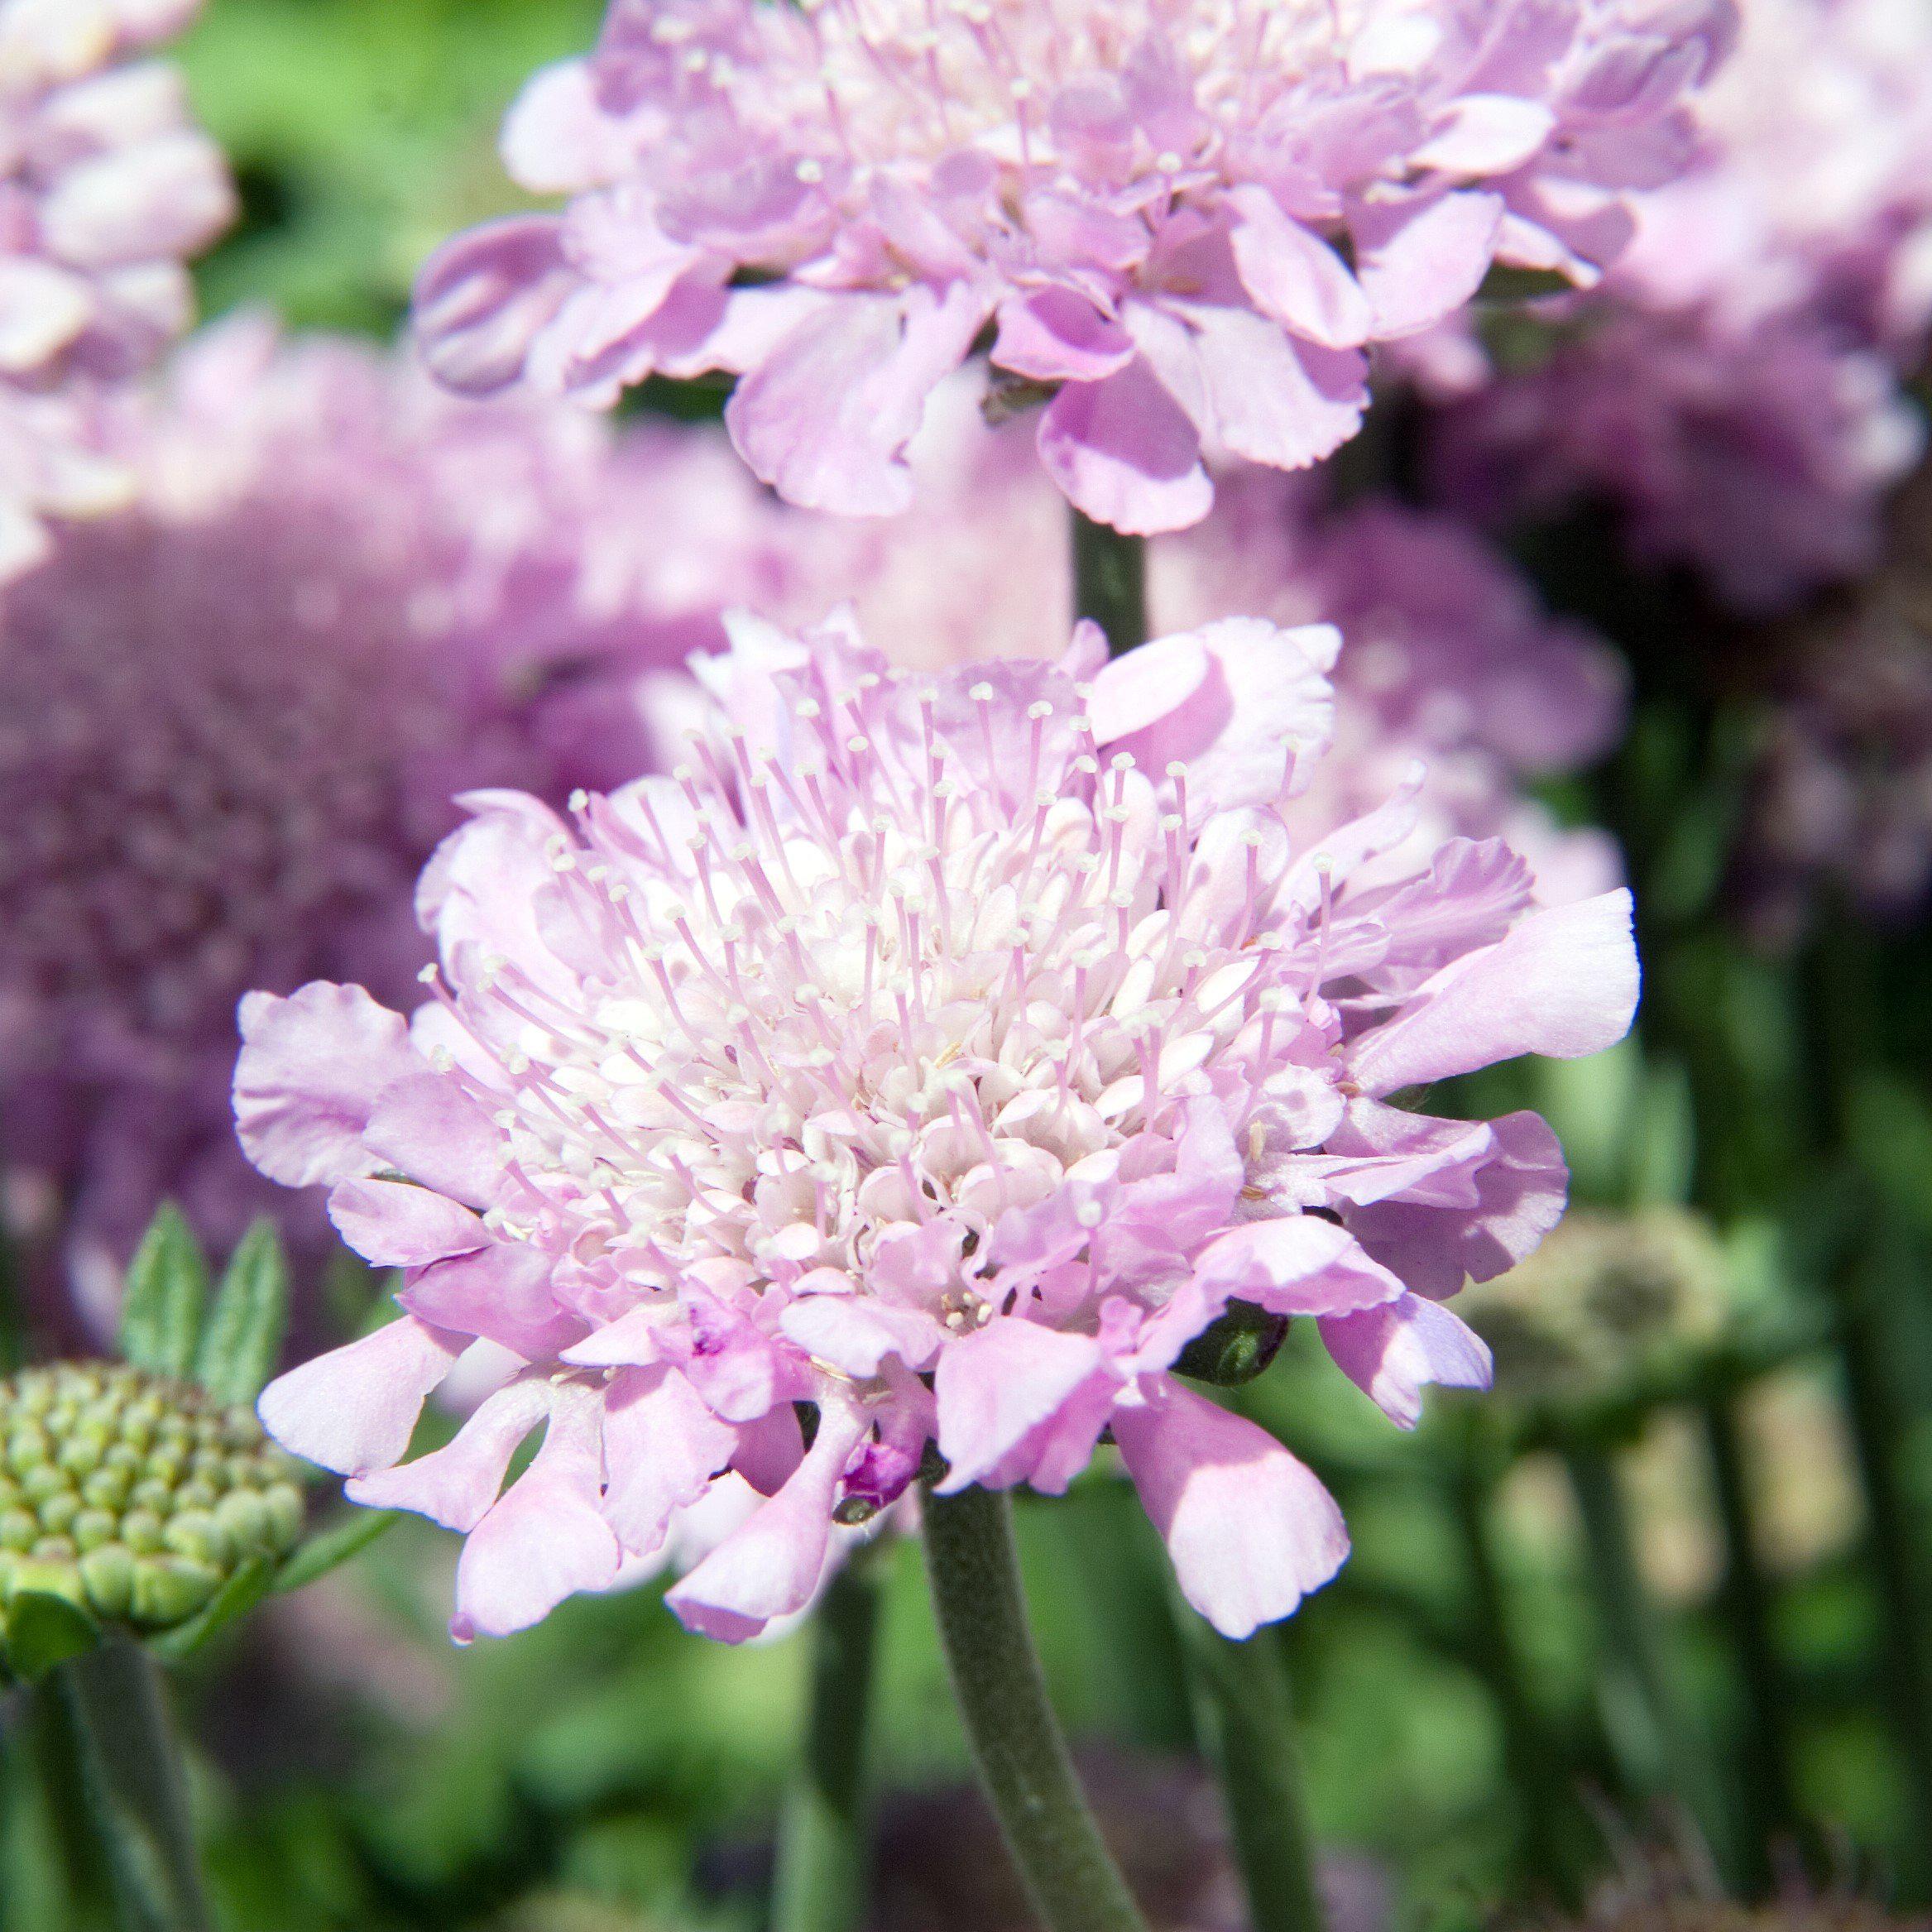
[777, 381, 1627, 899]
[0, 314, 775, 1311]
[1421, 0, 1932, 611]
[413, 0, 1733, 534]
[0, 0, 234, 576]
[240, 610, 1639, 1644]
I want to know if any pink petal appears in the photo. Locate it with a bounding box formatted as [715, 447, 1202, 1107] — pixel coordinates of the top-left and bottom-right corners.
[1345, 889, 1640, 1095]
[665, 1402, 867, 1642]
[1227, 186, 1373, 349]
[561, 1302, 671, 1369]
[347, 1378, 551, 1528]
[1115, 1377, 1348, 1638]
[1319, 1295, 1492, 1429]
[362, 1074, 506, 1208]
[326, 1178, 489, 1269]
[726, 283, 989, 515]
[1342, 1110, 1570, 1298]
[258, 1316, 465, 1477]
[400, 1242, 582, 1361]
[233, 983, 419, 1188]
[1352, 191, 1505, 338]
[452, 1384, 621, 1639]
[1036, 360, 1213, 536]
[992, 285, 1136, 381]
[1095, 617, 1337, 813]
[779, 1293, 946, 1378]
[1412, 98, 1556, 174]
[601, 1365, 739, 1555]
[932, 1318, 1106, 1493]
[1190, 1216, 1407, 1316]
[412, 216, 573, 395]
[1179, 304, 1368, 472]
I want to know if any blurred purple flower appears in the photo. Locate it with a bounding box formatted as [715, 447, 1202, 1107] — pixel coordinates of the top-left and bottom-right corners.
[1421, 0, 1932, 611]
[0, 0, 233, 576]
[240, 609, 1638, 1644]
[1743, 560, 1932, 941]
[412, 0, 1733, 533]
[0, 314, 775, 1316]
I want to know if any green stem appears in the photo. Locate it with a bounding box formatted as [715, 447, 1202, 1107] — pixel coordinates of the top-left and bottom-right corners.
[1834, 1258, 1932, 1886]
[1173, 1602, 1326, 1932]
[1452, 1437, 1575, 1907]
[1699, 1393, 1802, 1896]
[51, 1642, 213, 1932]
[1071, 512, 1148, 658]
[920, 1484, 1148, 1932]
[771, 1547, 885, 1932]
[1561, 1443, 1723, 1861]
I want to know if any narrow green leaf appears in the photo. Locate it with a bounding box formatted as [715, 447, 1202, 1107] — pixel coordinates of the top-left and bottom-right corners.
[117, 1206, 209, 1379]
[272, 1508, 400, 1596]
[2, 1592, 102, 1684]
[194, 1220, 290, 1405]
[147, 1557, 273, 1663]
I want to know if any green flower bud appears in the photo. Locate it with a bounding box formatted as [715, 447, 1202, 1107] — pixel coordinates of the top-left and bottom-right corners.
[0, 1364, 303, 1633]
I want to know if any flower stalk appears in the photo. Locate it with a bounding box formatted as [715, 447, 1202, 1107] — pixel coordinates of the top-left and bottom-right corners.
[1173, 1602, 1327, 1932]
[1560, 1441, 1727, 1862]
[1071, 511, 1148, 659]
[921, 1482, 1149, 1932]
[51, 1638, 213, 1932]
[772, 1544, 886, 1932]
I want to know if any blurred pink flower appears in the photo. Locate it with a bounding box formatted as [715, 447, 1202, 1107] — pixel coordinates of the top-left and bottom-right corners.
[0, 314, 774, 1312]
[413, 0, 1733, 532]
[0, 0, 233, 575]
[773, 381, 1627, 899]
[242, 609, 1639, 1644]
[1421, 0, 1932, 611]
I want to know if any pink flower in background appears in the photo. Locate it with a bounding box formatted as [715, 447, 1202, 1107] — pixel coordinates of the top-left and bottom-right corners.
[242, 610, 1639, 1644]
[413, 0, 1733, 533]
[0, 0, 233, 575]
[770, 381, 1627, 899]
[1419, 0, 1932, 611]
[0, 314, 777, 1314]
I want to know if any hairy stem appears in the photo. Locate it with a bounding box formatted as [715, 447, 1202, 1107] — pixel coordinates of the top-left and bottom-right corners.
[1071, 511, 1148, 659]
[53, 1641, 212, 1932]
[772, 1546, 885, 1932]
[921, 1484, 1148, 1932]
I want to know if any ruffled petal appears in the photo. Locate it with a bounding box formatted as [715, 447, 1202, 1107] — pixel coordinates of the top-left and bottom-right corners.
[233, 982, 417, 1188]
[258, 1315, 465, 1477]
[1319, 1294, 1492, 1429]
[452, 1383, 621, 1640]
[1345, 889, 1641, 1095]
[1115, 1376, 1348, 1638]
[665, 1401, 867, 1642]
[347, 1377, 550, 1527]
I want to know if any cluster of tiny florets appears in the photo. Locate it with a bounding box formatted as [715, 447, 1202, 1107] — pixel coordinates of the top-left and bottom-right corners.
[0, 1362, 302, 1628]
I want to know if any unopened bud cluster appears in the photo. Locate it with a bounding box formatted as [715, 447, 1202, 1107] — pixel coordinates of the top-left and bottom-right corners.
[0, 1363, 303, 1630]
[1460, 1208, 1730, 1421]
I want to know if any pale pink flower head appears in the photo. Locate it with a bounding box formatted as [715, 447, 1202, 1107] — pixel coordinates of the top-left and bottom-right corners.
[1421, 0, 1932, 611]
[0, 0, 233, 576]
[0, 314, 773, 1308]
[413, 0, 1733, 535]
[240, 609, 1640, 1645]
